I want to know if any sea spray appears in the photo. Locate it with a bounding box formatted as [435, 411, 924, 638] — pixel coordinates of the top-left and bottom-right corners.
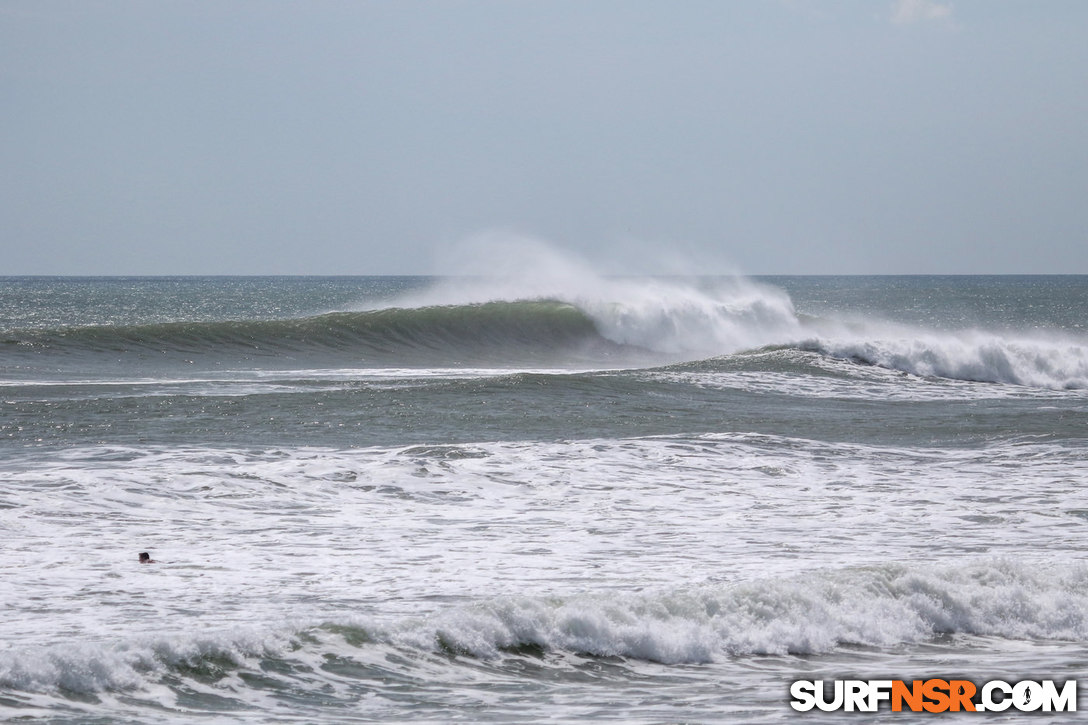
[5, 274, 1088, 722]
[385, 237, 803, 355]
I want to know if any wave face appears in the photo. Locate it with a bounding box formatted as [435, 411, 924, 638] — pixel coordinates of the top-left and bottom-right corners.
[4, 275, 1088, 392]
[4, 254, 1087, 393]
[0, 271, 806, 372]
[2, 300, 632, 368]
[7, 309, 1088, 390]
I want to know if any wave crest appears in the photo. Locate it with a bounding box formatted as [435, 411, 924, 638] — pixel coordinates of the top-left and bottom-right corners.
[390, 275, 801, 356]
[802, 334, 1088, 390]
[3, 559, 1085, 698]
[375, 559, 1088, 663]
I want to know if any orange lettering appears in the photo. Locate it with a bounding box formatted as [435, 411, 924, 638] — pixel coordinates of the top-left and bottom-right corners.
[922, 679, 950, 713]
[948, 680, 976, 712]
[892, 680, 924, 712]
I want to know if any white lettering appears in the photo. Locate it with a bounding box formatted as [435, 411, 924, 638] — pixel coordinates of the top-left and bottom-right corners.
[981, 680, 1012, 712]
[844, 680, 868, 712]
[867, 680, 893, 711]
[814, 680, 844, 712]
[1014, 680, 1043, 712]
[1041, 680, 1077, 712]
[789, 680, 816, 712]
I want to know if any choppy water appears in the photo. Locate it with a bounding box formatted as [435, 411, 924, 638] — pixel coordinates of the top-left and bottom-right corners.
[2, 273, 1087, 722]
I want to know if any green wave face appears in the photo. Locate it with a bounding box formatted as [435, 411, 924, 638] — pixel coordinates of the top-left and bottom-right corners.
[2, 301, 641, 370]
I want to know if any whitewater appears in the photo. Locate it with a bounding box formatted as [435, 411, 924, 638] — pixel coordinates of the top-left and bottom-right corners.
[1, 269, 1087, 722]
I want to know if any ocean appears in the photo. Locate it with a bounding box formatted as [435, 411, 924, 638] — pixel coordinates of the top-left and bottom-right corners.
[1, 273, 1086, 722]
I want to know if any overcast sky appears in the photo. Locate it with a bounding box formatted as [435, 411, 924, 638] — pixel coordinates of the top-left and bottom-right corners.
[2, 0, 1087, 275]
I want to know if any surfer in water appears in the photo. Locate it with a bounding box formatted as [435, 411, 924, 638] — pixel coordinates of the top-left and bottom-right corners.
[139, 552, 157, 564]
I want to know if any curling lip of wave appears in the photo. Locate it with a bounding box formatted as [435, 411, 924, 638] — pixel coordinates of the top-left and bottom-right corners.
[389, 274, 804, 356]
[798, 333, 1088, 390]
[0, 279, 806, 364]
[5, 287, 1087, 390]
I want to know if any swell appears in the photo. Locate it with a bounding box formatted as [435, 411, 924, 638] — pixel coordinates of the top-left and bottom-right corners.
[5, 292, 1086, 390]
[0, 301, 633, 367]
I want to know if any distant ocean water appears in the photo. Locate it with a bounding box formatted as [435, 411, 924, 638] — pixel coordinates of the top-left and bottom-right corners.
[1, 274, 1087, 722]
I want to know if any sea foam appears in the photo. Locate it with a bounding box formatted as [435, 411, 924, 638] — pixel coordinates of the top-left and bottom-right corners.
[373, 559, 1088, 663]
[4, 559, 1084, 698]
[0, 627, 293, 695]
[802, 332, 1088, 390]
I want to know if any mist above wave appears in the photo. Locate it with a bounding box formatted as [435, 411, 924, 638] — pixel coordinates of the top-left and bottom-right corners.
[376, 237, 1088, 389]
[379, 236, 802, 356]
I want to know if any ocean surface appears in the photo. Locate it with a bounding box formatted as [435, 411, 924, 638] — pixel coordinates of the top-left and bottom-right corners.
[2, 273, 1087, 722]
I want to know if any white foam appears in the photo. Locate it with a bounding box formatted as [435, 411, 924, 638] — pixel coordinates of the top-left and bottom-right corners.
[648, 349, 1084, 401]
[375, 235, 802, 356]
[367, 237, 1088, 389]
[4, 432, 1087, 712]
[806, 331, 1088, 390]
[4, 558, 1084, 697]
[361, 558, 1088, 663]
[0, 626, 293, 695]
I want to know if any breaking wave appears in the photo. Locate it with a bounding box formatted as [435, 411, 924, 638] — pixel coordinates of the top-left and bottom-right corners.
[4, 267, 1087, 390]
[3, 559, 1086, 697]
[372, 558, 1088, 663]
[797, 333, 1088, 390]
[0, 275, 804, 369]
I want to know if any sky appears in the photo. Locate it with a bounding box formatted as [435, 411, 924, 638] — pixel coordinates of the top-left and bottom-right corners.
[2, 0, 1087, 275]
